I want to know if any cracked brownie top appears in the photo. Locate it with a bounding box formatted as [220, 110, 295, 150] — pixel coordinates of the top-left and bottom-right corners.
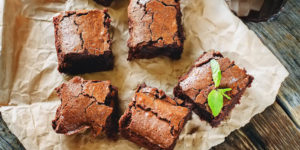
[53, 9, 111, 56]
[174, 51, 254, 114]
[52, 76, 118, 137]
[128, 0, 183, 49]
[119, 84, 191, 149]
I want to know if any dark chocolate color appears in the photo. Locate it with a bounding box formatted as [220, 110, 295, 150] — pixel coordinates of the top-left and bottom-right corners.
[53, 9, 113, 74]
[127, 0, 184, 60]
[119, 84, 191, 150]
[52, 76, 119, 138]
[93, 0, 113, 6]
[241, 0, 287, 22]
[174, 51, 254, 127]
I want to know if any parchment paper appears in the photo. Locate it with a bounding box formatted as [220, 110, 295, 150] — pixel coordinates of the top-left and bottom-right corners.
[0, 0, 289, 149]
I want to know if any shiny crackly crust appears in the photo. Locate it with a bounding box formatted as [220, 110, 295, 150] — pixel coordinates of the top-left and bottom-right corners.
[52, 76, 119, 138]
[53, 9, 113, 74]
[119, 84, 191, 150]
[127, 0, 184, 60]
[174, 51, 254, 127]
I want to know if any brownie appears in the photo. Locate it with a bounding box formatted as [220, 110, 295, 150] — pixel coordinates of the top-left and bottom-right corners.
[53, 9, 113, 74]
[119, 84, 191, 150]
[93, 0, 113, 6]
[52, 76, 119, 138]
[174, 51, 254, 127]
[127, 0, 184, 60]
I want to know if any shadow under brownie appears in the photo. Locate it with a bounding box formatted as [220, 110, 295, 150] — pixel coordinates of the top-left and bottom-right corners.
[93, 0, 114, 6]
[174, 51, 254, 127]
[53, 9, 113, 74]
[119, 84, 191, 150]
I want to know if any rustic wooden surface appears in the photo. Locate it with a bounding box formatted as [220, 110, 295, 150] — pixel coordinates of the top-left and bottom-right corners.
[213, 0, 300, 149]
[0, 113, 25, 150]
[0, 0, 299, 150]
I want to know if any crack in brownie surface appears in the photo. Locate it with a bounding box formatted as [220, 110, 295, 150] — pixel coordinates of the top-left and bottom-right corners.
[174, 51, 254, 127]
[127, 0, 184, 60]
[119, 84, 191, 150]
[52, 76, 118, 137]
[53, 9, 113, 74]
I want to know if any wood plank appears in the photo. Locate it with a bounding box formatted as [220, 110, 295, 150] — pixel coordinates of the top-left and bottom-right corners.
[0, 0, 299, 150]
[212, 102, 300, 150]
[245, 0, 300, 128]
[0, 113, 25, 150]
[213, 0, 300, 149]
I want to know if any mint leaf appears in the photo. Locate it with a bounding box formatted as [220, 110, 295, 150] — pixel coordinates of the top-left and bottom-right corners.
[218, 88, 232, 100]
[208, 60, 232, 117]
[218, 88, 232, 92]
[210, 59, 221, 87]
[208, 90, 223, 117]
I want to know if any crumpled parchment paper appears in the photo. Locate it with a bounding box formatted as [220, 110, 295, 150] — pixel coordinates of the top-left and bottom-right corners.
[0, 0, 289, 149]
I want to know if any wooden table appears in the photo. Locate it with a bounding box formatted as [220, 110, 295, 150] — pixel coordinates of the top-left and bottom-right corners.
[213, 0, 300, 149]
[0, 0, 299, 149]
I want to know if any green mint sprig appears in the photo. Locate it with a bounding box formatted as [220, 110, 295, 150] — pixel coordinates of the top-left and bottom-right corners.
[210, 59, 221, 87]
[208, 59, 232, 117]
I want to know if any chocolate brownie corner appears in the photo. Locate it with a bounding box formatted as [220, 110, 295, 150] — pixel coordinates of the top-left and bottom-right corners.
[119, 84, 191, 150]
[127, 0, 184, 60]
[53, 9, 113, 74]
[174, 51, 254, 127]
[52, 76, 119, 138]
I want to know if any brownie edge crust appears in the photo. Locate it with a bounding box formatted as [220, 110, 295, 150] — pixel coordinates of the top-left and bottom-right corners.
[119, 84, 191, 150]
[52, 76, 119, 138]
[174, 51, 254, 127]
[127, 0, 185, 60]
[53, 9, 113, 74]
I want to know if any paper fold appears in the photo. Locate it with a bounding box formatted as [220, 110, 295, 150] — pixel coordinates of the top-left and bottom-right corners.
[0, 0, 288, 149]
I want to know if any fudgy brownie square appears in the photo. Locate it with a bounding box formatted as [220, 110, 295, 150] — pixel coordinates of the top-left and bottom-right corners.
[93, 0, 113, 6]
[53, 9, 113, 74]
[174, 51, 254, 127]
[119, 84, 191, 150]
[127, 0, 184, 60]
[52, 76, 118, 137]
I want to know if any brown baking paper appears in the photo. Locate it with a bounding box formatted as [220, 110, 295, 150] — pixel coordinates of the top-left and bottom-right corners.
[0, 0, 288, 149]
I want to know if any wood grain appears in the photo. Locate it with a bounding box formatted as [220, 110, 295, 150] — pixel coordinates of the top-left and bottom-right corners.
[212, 103, 300, 150]
[213, 0, 300, 149]
[0, 113, 25, 150]
[246, 0, 300, 128]
[0, 0, 299, 149]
